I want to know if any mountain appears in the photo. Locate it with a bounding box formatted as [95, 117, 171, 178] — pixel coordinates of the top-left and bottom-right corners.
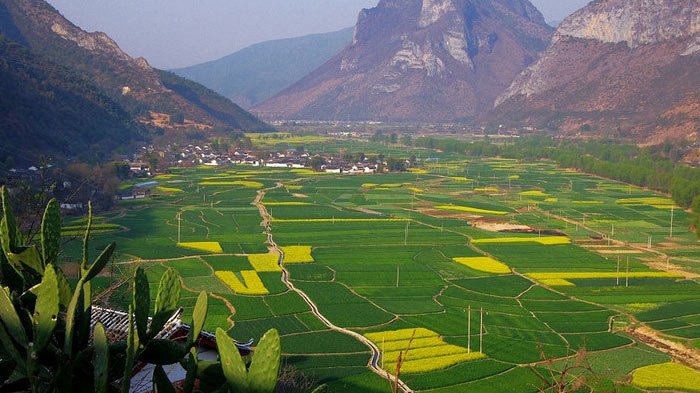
[0, 35, 140, 160]
[253, 0, 553, 123]
[492, 0, 700, 143]
[0, 0, 272, 161]
[173, 28, 354, 109]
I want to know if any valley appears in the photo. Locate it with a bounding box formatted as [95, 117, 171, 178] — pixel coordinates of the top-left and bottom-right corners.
[67, 139, 700, 392]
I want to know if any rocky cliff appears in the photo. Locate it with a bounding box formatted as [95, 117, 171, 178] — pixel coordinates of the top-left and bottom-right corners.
[492, 0, 700, 143]
[253, 0, 553, 122]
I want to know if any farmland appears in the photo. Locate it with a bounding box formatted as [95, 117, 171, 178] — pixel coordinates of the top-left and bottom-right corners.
[65, 148, 700, 392]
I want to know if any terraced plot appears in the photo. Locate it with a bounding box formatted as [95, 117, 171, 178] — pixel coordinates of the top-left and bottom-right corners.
[75, 157, 700, 392]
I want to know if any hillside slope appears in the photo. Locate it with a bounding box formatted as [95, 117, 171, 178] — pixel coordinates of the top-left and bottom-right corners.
[491, 0, 700, 143]
[0, 35, 141, 160]
[173, 28, 354, 108]
[0, 0, 272, 161]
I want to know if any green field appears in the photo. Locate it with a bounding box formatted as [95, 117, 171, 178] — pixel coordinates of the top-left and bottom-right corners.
[69, 153, 700, 392]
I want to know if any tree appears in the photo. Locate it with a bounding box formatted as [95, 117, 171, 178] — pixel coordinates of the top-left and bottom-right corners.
[310, 156, 325, 171]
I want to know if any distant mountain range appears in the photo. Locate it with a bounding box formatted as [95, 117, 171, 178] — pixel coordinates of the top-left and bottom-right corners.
[252, 0, 554, 123]
[0, 0, 271, 162]
[172, 28, 354, 109]
[491, 0, 700, 143]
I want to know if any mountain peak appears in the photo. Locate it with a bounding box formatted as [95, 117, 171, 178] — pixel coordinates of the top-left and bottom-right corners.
[555, 0, 699, 48]
[254, 0, 553, 122]
[492, 0, 700, 143]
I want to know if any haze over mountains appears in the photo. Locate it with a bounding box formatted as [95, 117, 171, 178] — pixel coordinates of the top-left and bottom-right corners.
[173, 28, 354, 109]
[253, 0, 554, 123]
[0, 0, 271, 160]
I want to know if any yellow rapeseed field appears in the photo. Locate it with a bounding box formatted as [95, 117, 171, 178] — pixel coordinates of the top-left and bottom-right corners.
[446, 176, 471, 182]
[271, 218, 408, 223]
[472, 236, 571, 245]
[632, 362, 700, 392]
[263, 202, 312, 206]
[177, 242, 224, 254]
[528, 272, 681, 280]
[453, 257, 510, 274]
[154, 174, 178, 180]
[215, 270, 269, 295]
[435, 205, 509, 215]
[281, 246, 314, 264]
[198, 181, 264, 188]
[519, 190, 548, 197]
[407, 168, 429, 174]
[539, 279, 575, 287]
[474, 187, 500, 193]
[617, 197, 676, 209]
[155, 186, 184, 193]
[365, 328, 485, 374]
[247, 253, 281, 272]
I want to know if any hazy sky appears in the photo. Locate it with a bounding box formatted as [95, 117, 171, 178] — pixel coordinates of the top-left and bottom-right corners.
[46, 0, 591, 69]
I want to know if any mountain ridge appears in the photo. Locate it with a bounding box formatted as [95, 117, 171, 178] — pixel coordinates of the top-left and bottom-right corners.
[253, 0, 554, 122]
[0, 0, 272, 161]
[173, 28, 354, 108]
[491, 0, 700, 142]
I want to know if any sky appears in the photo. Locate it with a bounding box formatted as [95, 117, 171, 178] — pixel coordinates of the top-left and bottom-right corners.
[46, 0, 591, 69]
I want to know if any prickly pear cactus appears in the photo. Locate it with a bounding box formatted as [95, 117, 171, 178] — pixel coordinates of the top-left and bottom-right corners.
[216, 327, 281, 393]
[216, 327, 248, 392]
[248, 329, 281, 393]
[40, 199, 61, 266]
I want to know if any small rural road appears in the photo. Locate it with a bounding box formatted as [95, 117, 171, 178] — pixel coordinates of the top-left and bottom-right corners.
[254, 183, 413, 393]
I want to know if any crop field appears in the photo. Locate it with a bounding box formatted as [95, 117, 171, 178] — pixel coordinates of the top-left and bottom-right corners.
[65, 152, 700, 392]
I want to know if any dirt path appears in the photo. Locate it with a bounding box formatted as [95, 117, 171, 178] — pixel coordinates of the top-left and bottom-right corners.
[254, 183, 413, 393]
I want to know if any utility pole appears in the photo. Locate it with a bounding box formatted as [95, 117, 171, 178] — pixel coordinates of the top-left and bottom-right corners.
[396, 265, 400, 288]
[382, 337, 385, 369]
[177, 212, 181, 244]
[467, 306, 472, 353]
[626, 256, 630, 288]
[611, 224, 615, 237]
[670, 206, 674, 238]
[404, 221, 409, 245]
[616, 256, 620, 286]
[479, 307, 484, 354]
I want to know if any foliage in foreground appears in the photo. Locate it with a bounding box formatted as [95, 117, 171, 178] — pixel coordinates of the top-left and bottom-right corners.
[0, 187, 281, 392]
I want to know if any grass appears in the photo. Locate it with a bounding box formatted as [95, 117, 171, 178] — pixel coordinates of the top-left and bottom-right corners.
[632, 362, 700, 392]
[177, 242, 224, 253]
[453, 257, 510, 274]
[262, 202, 312, 206]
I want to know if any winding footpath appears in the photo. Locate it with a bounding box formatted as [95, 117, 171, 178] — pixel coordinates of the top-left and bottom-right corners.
[254, 183, 413, 393]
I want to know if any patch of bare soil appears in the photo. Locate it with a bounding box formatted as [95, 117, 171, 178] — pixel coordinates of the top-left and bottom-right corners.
[628, 325, 700, 370]
[472, 220, 531, 232]
[646, 261, 700, 280]
[292, 193, 309, 198]
[416, 208, 478, 220]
